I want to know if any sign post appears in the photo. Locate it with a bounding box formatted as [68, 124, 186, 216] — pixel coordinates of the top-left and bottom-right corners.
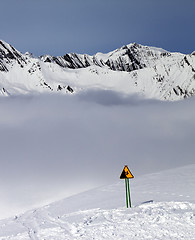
[120, 165, 134, 208]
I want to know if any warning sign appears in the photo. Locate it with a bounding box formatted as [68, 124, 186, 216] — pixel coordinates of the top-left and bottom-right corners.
[120, 165, 134, 179]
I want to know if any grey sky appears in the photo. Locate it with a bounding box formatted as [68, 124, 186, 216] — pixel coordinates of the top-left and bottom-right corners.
[0, 92, 195, 218]
[1, 0, 195, 56]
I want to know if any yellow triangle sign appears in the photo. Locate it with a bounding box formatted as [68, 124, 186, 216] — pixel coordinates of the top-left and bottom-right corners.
[120, 165, 134, 179]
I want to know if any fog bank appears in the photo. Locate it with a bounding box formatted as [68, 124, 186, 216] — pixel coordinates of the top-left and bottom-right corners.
[0, 91, 195, 218]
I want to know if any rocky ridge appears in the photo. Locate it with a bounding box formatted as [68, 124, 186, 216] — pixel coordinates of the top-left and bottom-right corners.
[0, 40, 195, 100]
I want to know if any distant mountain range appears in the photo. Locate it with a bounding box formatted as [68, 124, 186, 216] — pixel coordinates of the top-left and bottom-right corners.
[0, 40, 195, 100]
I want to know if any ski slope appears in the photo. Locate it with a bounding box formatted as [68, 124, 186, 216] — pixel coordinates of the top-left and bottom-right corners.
[0, 164, 194, 239]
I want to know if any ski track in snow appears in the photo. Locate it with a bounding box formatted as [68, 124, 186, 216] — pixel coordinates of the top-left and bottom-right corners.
[1, 164, 195, 239]
[0, 201, 195, 240]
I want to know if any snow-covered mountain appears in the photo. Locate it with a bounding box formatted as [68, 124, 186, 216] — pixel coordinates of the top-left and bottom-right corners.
[0, 40, 195, 100]
[0, 164, 194, 239]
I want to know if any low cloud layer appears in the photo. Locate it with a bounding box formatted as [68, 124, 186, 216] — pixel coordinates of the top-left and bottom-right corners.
[0, 91, 195, 218]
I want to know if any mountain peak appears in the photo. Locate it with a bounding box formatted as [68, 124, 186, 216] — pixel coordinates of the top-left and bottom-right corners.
[0, 40, 195, 101]
[0, 40, 24, 63]
[0, 40, 17, 55]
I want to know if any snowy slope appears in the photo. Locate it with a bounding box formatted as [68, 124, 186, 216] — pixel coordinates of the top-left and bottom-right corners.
[0, 164, 194, 239]
[0, 40, 195, 100]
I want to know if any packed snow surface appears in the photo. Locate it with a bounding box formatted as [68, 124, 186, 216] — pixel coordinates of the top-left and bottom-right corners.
[0, 164, 194, 239]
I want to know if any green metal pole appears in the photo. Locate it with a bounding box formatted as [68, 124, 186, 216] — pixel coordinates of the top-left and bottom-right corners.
[125, 179, 128, 208]
[127, 179, 132, 208]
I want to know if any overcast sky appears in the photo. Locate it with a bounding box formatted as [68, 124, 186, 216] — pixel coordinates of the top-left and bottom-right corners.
[1, 0, 195, 56]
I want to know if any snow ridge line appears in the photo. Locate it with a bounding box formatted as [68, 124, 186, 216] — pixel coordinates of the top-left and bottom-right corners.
[0, 40, 195, 100]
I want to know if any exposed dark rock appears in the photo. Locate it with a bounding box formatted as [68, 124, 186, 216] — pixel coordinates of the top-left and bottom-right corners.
[173, 88, 179, 96]
[0, 61, 8, 72]
[184, 56, 190, 66]
[0, 40, 195, 100]
[160, 52, 171, 57]
[67, 85, 74, 93]
[40, 82, 53, 91]
[57, 85, 63, 91]
[0, 41, 27, 70]
[184, 56, 195, 72]
[173, 85, 189, 97]
[44, 57, 52, 63]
